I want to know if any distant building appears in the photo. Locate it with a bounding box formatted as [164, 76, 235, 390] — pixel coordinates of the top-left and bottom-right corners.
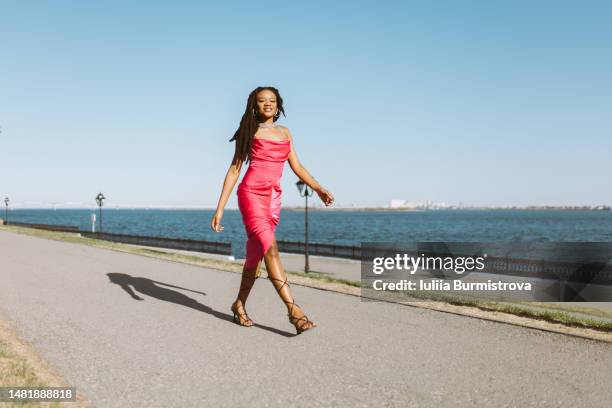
[389, 199, 454, 210]
[389, 199, 426, 209]
[389, 199, 408, 208]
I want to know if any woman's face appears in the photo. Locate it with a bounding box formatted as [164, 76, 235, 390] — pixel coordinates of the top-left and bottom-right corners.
[256, 89, 278, 120]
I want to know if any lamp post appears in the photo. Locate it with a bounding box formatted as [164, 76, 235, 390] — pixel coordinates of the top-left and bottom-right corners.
[95, 192, 105, 233]
[3, 197, 9, 224]
[296, 181, 314, 273]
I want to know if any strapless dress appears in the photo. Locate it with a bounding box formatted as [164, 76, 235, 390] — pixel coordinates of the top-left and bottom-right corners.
[237, 138, 291, 269]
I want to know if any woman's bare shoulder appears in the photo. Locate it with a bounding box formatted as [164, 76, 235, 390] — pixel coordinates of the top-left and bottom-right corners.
[278, 125, 293, 141]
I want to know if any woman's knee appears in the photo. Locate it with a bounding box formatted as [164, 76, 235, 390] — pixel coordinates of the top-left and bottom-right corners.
[264, 243, 280, 260]
[243, 264, 259, 277]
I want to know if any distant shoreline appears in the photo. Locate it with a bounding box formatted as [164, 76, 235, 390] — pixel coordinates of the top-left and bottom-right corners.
[4, 206, 611, 211]
[283, 206, 612, 212]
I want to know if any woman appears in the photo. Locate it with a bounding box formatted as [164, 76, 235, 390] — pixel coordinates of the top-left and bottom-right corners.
[211, 86, 334, 335]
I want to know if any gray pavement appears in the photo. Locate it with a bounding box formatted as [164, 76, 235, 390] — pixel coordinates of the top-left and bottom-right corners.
[1, 229, 611, 408]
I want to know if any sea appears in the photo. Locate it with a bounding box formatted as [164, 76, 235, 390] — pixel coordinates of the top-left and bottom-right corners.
[4, 209, 612, 259]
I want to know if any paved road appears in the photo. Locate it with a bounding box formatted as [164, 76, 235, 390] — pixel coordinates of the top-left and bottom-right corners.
[1, 229, 611, 408]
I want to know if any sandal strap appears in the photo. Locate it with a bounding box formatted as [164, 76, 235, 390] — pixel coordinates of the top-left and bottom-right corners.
[268, 276, 289, 294]
[231, 302, 252, 325]
[267, 276, 315, 333]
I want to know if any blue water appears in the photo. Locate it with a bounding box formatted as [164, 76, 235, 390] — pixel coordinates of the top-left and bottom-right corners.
[4, 209, 612, 259]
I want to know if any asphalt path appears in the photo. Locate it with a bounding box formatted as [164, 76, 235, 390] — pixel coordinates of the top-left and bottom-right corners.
[1, 229, 611, 407]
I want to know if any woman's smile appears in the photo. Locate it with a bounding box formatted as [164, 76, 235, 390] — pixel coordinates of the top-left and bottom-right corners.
[257, 89, 278, 119]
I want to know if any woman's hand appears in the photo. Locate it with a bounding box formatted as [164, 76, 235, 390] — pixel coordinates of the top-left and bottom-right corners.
[211, 210, 224, 232]
[316, 187, 335, 206]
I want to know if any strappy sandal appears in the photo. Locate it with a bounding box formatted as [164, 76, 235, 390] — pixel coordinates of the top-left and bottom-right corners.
[230, 272, 260, 327]
[269, 275, 317, 335]
[230, 300, 253, 327]
[287, 302, 317, 335]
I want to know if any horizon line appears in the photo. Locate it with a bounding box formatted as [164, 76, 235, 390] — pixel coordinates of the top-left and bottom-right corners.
[3, 204, 611, 211]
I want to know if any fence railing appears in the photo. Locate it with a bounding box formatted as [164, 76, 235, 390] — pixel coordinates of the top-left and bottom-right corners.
[79, 231, 232, 255]
[482, 255, 612, 284]
[5, 221, 82, 233]
[277, 240, 361, 260]
[4, 221, 232, 256]
[363, 246, 612, 285]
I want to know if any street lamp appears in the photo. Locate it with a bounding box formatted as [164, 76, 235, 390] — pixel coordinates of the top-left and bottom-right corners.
[296, 180, 314, 273]
[3, 197, 9, 224]
[95, 192, 105, 233]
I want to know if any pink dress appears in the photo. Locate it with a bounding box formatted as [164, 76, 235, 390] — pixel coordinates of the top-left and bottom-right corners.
[237, 137, 291, 269]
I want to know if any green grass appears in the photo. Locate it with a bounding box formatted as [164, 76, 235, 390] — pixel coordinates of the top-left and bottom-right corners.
[515, 301, 612, 319]
[398, 290, 612, 332]
[281, 269, 361, 287]
[0, 338, 63, 408]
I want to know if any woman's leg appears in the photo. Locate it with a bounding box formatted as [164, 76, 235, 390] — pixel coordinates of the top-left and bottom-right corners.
[236, 263, 260, 304]
[263, 239, 316, 332]
[231, 263, 260, 326]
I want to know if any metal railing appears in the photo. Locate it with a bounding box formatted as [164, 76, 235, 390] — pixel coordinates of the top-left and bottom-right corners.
[277, 240, 361, 260]
[362, 245, 612, 285]
[4, 221, 82, 233]
[80, 231, 232, 255]
[4, 221, 232, 256]
[481, 255, 612, 284]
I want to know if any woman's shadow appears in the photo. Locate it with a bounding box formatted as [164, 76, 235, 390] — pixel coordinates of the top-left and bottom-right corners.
[106, 273, 292, 336]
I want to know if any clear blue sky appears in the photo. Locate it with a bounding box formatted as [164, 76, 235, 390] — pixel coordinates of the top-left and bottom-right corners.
[1, 1, 610, 208]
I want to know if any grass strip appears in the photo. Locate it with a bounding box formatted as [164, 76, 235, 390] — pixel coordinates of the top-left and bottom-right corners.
[515, 301, 612, 319]
[402, 291, 612, 332]
[0, 334, 65, 408]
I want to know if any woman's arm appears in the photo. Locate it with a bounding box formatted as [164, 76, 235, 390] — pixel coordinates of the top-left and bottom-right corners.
[211, 146, 244, 232]
[284, 127, 334, 206]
